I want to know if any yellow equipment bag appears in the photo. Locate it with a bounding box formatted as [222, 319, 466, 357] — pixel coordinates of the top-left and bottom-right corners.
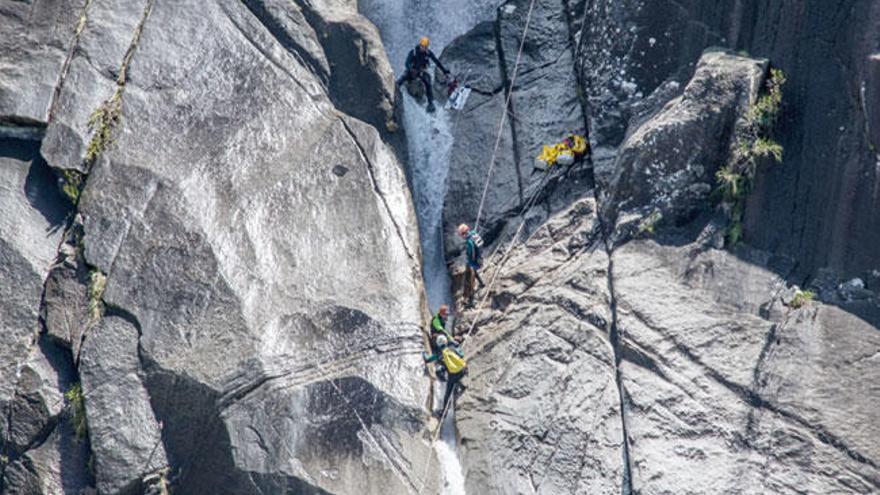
[441, 348, 467, 374]
[536, 135, 588, 169]
[536, 144, 559, 166]
[570, 134, 588, 155]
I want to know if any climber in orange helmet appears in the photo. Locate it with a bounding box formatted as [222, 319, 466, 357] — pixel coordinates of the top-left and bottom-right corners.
[395, 36, 450, 113]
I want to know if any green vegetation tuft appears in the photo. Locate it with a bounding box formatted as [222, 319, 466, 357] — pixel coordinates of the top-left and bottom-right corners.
[752, 137, 783, 163]
[789, 289, 816, 309]
[638, 210, 663, 236]
[85, 91, 122, 165]
[65, 383, 88, 440]
[61, 169, 85, 203]
[715, 68, 786, 247]
[88, 270, 107, 323]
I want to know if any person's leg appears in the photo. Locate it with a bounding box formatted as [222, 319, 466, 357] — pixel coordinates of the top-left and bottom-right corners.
[396, 71, 412, 87]
[473, 268, 486, 288]
[442, 372, 460, 412]
[420, 71, 434, 104]
[463, 267, 475, 301]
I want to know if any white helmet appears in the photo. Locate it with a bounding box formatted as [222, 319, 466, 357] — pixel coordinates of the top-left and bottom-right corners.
[435, 335, 448, 347]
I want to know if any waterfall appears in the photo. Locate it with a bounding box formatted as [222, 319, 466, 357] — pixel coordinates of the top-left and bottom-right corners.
[358, 1, 501, 493]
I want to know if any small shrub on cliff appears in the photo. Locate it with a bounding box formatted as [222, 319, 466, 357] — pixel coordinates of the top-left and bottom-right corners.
[65, 383, 88, 440]
[60, 169, 84, 203]
[85, 91, 122, 164]
[715, 68, 786, 246]
[789, 289, 816, 309]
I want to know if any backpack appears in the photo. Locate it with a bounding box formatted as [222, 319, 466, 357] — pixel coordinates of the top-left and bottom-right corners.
[469, 230, 484, 248]
[441, 347, 467, 374]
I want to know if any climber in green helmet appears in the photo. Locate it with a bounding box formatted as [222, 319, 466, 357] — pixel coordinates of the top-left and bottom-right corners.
[395, 36, 450, 113]
[431, 304, 455, 343]
[428, 305, 458, 382]
[423, 334, 467, 416]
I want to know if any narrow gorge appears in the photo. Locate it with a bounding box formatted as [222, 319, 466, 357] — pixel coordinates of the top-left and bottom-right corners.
[1, 1, 878, 494]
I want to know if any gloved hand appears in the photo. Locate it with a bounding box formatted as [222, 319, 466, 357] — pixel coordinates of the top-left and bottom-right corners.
[421, 352, 430, 362]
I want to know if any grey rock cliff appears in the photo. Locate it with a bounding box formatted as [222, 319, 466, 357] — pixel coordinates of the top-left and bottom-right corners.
[577, 0, 880, 279]
[453, 44, 880, 494]
[602, 50, 767, 238]
[439, 0, 590, 253]
[0, 0, 440, 493]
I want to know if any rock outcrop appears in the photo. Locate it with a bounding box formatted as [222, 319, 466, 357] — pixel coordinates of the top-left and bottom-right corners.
[454, 45, 880, 494]
[1, 0, 440, 493]
[576, 0, 880, 280]
[439, 0, 590, 253]
[601, 50, 767, 238]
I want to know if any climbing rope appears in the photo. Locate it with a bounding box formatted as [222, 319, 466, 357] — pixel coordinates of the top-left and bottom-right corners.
[474, 0, 538, 232]
[427, 165, 558, 445]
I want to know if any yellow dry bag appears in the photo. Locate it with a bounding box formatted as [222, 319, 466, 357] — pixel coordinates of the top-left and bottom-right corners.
[441, 348, 467, 374]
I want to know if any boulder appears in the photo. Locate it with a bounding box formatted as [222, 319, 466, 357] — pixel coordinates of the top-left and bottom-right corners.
[79, 316, 167, 495]
[601, 49, 767, 239]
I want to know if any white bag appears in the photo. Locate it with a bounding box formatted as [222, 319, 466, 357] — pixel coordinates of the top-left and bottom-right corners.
[445, 85, 472, 110]
[556, 150, 575, 166]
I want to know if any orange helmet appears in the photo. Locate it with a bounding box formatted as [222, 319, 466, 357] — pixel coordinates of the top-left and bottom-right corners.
[419, 37, 430, 47]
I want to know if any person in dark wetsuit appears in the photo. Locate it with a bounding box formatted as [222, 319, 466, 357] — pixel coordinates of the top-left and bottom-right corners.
[396, 36, 450, 112]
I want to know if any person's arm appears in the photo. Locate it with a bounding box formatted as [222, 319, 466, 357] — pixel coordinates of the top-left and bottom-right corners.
[429, 50, 449, 74]
[405, 50, 415, 71]
[432, 315, 444, 332]
[422, 352, 439, 363]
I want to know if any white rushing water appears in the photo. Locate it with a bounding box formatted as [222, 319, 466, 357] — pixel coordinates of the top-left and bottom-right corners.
[399, 94, 455, 311]
[358, 2, 501, 493]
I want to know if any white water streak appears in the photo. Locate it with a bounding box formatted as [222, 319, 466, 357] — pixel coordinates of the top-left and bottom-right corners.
[358, 2, 502, 493]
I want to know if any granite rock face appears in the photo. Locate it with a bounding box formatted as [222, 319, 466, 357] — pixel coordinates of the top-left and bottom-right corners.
[576, 0, 880, 279]
[452, 41, 880, 494]
[439, 0, 590, 253]
[456, 197, 627, 495]
[3, 0, 880, 493]
[601, 50, 768, 238]
[1, 0, 440, 493]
